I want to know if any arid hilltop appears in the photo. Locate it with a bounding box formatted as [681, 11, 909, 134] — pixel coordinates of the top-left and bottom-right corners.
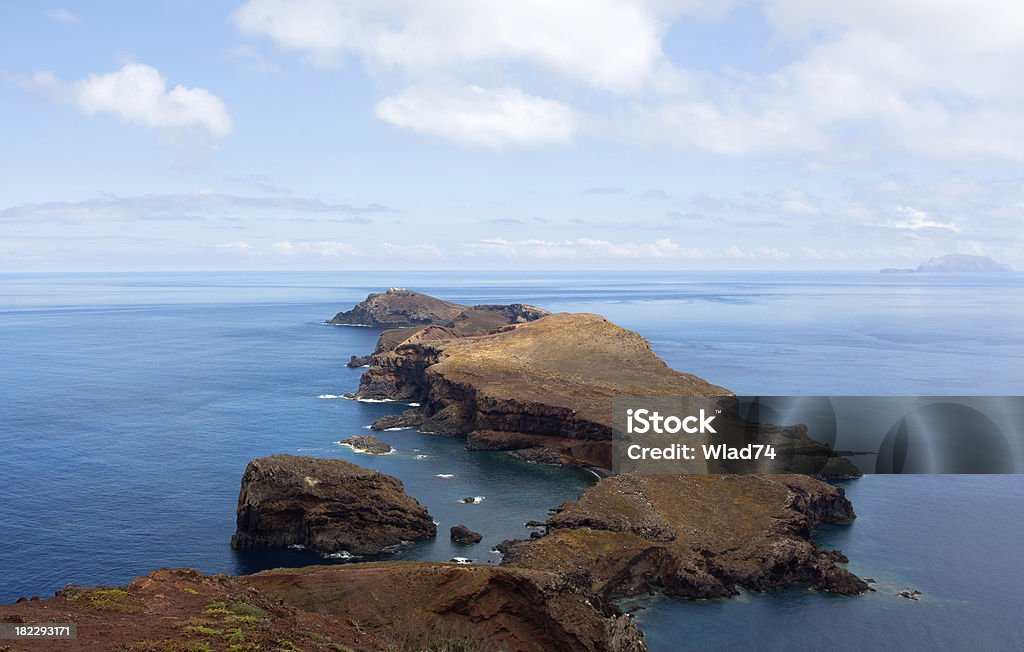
[0, 564, 644, 651]
[327, 287, 549, 330]
[349, 298, 853, 475]
[355, 312, 730, 468]
[500, 473, 868, 600]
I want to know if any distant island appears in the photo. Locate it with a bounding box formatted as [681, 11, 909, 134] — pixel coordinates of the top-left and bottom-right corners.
[882, 253, 1012, 273]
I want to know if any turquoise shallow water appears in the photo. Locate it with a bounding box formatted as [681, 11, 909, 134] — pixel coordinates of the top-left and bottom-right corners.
[0, 271, 1022, 649]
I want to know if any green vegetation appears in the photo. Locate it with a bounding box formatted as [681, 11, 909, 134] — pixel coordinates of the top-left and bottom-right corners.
[227, 601, 270, 621]
[117, 641, 214, 652]
[179, 625, 222, 636]
[202, 600, 232, 615]
[68, 588, 144, 613]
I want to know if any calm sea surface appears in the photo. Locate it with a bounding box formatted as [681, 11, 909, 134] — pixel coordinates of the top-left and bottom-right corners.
[1, 271, 1022, 649]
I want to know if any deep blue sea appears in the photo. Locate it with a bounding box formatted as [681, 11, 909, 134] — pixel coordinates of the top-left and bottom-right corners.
[1, 271, 1022, 650]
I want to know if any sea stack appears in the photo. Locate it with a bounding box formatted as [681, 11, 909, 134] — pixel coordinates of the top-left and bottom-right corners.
[231, 454, 435, 555]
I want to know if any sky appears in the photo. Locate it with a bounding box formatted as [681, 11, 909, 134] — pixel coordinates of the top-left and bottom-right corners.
[1, 0, 1022, 271]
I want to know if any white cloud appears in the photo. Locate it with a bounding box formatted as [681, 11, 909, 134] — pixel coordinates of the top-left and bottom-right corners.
[46, 8, 79, 23]
[379, 242, 444, 258]
[774, 188, 819, 215]
[375, 85, 574, 148]
[271, 240, 361, 257]
[227, 45, 283, 74]
[229, 0, 1024, 160]
[0, 191, 389, 223]
[465, 237, 706, 259]
[215, 240, 443, 259]
[73, 64, 233, 139]
[233, 0, 669, 92]
[216, 241, 255, 253]
[889, 206, 962, 233]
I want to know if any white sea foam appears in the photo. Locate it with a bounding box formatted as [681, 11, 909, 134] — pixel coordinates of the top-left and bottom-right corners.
[317, 394, 339, 399]
[435, 473, 455, 479]
[323, 550, 356, 559]
[336, 441, 395, 455]
[344, 396, 398, 403]
[408, 402, 421, 407]
[449, 557, 473, 564]
[385, 426, 412, 431]
[457, 496, 485, 504]
[288, 544, 305, 550]
[415, 454, 429, 459]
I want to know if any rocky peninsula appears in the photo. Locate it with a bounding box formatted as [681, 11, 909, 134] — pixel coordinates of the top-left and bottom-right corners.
[337, 291, 866, 596]
[349, 301, 857, 477]
[498, 473, 867, 599]
[231, 454, 435, 555]
[331, 288, 550, 366]
[0, 289, 869, 651]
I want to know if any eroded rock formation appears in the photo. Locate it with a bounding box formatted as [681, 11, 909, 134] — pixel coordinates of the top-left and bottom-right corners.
[355, 313, 729, 468]
[340, 434, 392, 454]
[328, 287, 549, 330]
[450, 524, 483, 544]
[230, 454, 435, 555]
[499, 473, 869, 600]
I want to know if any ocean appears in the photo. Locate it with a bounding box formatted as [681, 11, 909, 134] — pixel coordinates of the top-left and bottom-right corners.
[1, 271, 1022, 649]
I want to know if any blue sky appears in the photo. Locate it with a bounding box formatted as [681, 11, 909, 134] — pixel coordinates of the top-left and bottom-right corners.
[1, 0, 1022, 271]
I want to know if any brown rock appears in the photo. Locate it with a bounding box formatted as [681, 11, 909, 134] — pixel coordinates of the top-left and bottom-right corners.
[327, 287, 549, 331]
[450, 524, 483, 544]
[500, 474, 869, 600]
[356, 313, 729, 468]
[230, 454, 435, 555]
[340, 434, 392, 455]
[0, 564, 646, 651]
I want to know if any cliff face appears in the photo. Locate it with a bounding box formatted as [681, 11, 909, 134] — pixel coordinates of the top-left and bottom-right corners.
[500, 474, 868, 600]
[0, 565, 646, 652]
[356, 313, 729, 468]
[230, 454, 435, 555]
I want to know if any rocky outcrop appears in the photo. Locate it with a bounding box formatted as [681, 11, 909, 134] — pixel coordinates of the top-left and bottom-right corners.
[340, 434, 392, 454]
[356, 312, 729, 469]
[370, 407, 426, 430]
[0, 564, 646, 652]
[499, 474, 869, 600]
[230, 454, 435, 555]
[328, 288, 465, 327]
[450, 524, 483, 544]
[327, 287, 549, 330]
[354, 311, 859, 475]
